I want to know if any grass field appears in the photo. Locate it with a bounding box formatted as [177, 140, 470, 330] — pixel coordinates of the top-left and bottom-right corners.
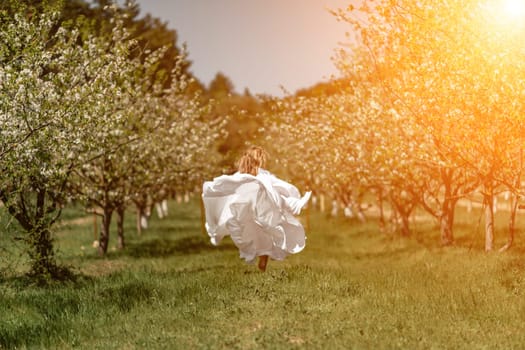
[2, 199, 525, 349]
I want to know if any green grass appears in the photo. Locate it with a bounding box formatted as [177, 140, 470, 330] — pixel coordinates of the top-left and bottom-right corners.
[2, 199, 525, 349]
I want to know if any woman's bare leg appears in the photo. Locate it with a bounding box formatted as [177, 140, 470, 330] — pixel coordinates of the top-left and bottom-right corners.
[258, 255, 269, 272]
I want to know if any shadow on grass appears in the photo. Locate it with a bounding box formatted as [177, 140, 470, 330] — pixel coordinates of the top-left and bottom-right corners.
[410, 220, 525, 255]
[0, 322, 54, 349]
[352, 245, 415, 261]
[125, 235, 236, 259]
[0, 275, 156, 349]
[97, 278, 156, 311]
[0, 264, 93, 289]
[147, 221, 202, 234]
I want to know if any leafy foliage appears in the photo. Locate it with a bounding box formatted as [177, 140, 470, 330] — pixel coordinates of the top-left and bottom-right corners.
[0, 1, 224, 276]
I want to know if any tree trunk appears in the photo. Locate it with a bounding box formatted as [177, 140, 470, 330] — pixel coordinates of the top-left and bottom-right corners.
[483, 191, 495, 252]
[116, 206, 125, 250]
[439, 198, 456, 246]
[98, 207, 113, 256]
[135, 202, 146, 236]
[161, 199, 169, 217]
[28, 226, 57, 277]
[331, 199, 339, 217]
[93, 212, 98, 241]
[350, 193, 366, 223]
[376, 191, 385, 232]
[500, 192, 518, 252]
[31, 189, 57, 275]
[500, 150, 522, 252]
[439, 214, 453, 246]
[1, 189, 60, 277]
[200, 195, 207, 236]
[399, 212, 410, 237]
[355, 204, 366, 223]
[136, 206, 142, 236]
[392, 198, 411, 236]
[155, 202, 164, 219]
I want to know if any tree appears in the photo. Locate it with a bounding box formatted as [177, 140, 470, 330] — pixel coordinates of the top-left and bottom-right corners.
[333, 0, 525, 249]
[66, 16, 224, 255]
[208, 72, 235, 99]
[204, 71, 266, 171]
[0, 3, 141, 277]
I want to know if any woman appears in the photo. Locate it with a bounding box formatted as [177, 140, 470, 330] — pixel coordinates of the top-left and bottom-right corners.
[202, 146, 311, 271]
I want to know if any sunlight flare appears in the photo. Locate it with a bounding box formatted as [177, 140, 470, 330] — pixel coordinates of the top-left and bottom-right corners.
[502, 0, 525, 19]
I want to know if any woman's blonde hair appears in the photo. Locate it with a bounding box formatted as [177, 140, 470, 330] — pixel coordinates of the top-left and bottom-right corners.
[237, 146, 268, 176]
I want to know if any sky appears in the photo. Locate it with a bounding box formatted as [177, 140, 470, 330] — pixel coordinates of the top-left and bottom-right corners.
[134, 0, 351, 96]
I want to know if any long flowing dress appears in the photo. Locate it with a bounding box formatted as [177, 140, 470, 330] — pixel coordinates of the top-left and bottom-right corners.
[202, 169, 311, 263]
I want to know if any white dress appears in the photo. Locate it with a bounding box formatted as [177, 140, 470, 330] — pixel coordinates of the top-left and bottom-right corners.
[202, 169, 311, 263]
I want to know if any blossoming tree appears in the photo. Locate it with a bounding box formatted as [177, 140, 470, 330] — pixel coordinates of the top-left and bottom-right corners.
[333, 0, 525, 249]
[0, 4, 144, 276]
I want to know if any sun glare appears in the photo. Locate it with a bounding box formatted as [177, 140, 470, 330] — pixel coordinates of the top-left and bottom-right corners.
[502, 0, 525, 19]
[479, 0, 525, 30]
